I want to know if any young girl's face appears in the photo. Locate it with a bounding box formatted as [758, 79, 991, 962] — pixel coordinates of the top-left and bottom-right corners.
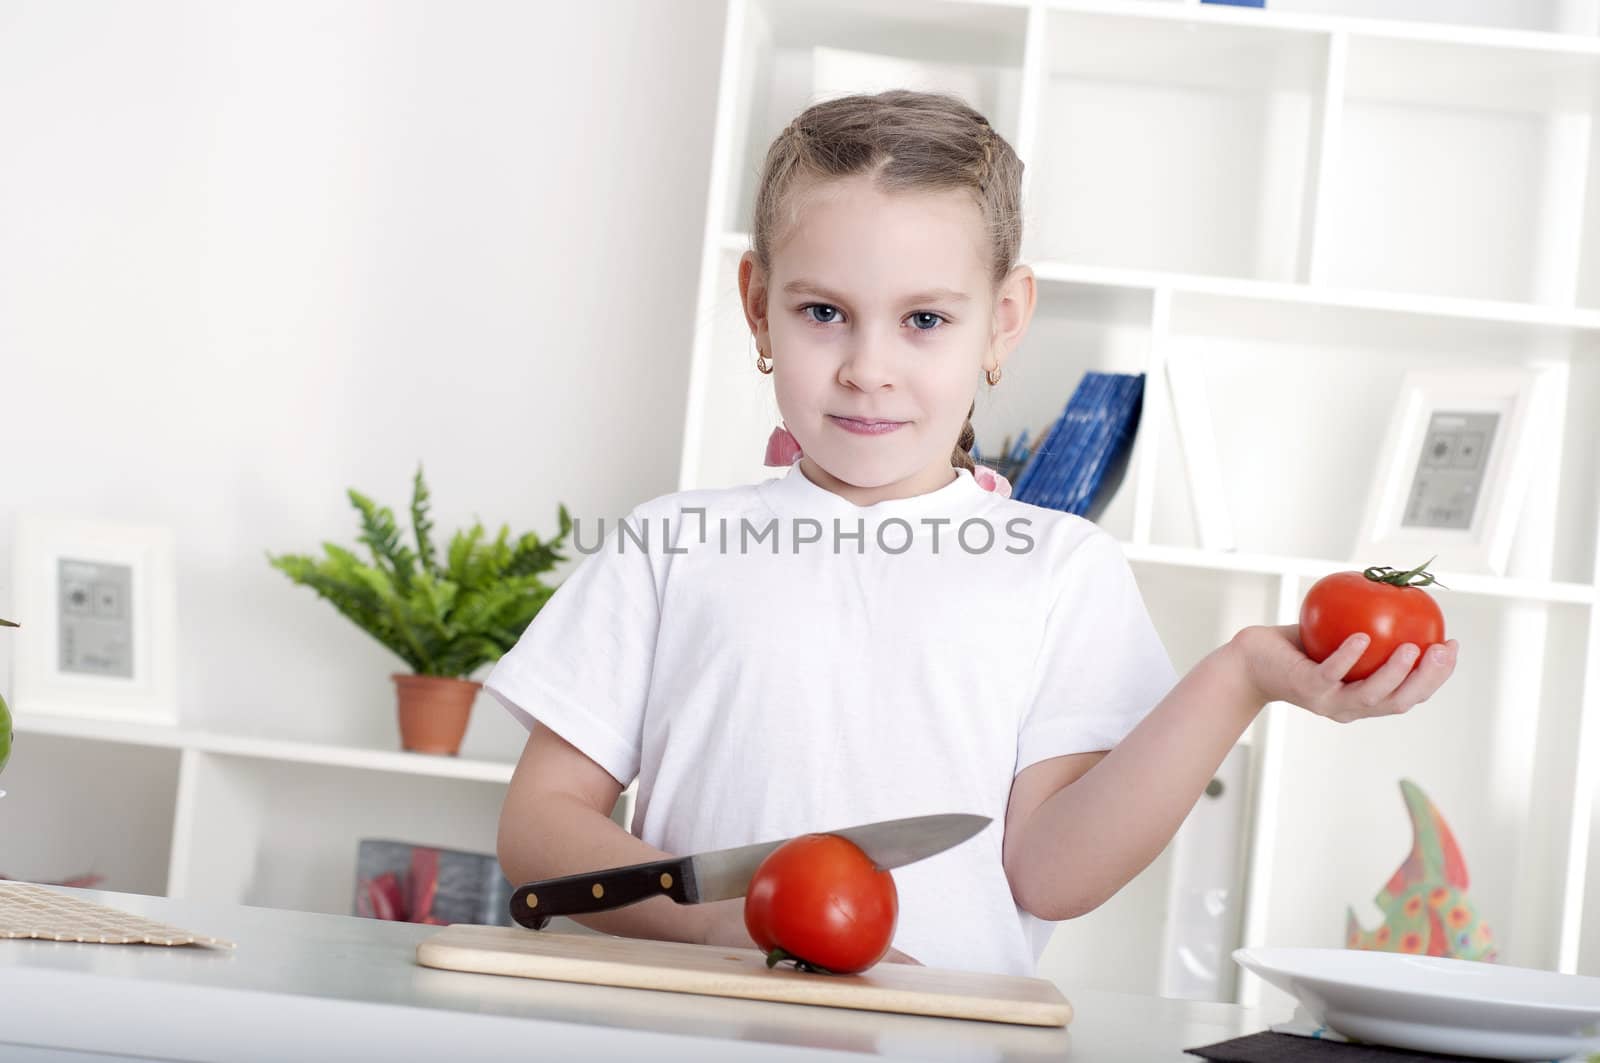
[742, 173, 1028, 505]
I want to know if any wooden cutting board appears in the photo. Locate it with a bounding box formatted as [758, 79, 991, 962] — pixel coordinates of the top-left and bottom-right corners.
[415, 924, 1072, 1027]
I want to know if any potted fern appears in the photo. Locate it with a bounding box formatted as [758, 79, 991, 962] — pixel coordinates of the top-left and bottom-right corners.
[268, 466, 571, 755]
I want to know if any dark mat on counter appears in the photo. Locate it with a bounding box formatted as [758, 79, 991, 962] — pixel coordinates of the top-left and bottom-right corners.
[1187, 1031, 1514, 1063]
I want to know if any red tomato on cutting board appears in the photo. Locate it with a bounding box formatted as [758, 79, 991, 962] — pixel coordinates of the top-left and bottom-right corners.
[744, 833, 898, 975]
[1300, 560, 1447, 682]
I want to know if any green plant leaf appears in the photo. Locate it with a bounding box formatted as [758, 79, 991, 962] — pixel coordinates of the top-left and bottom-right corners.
[485, 524, 513, 582]
[447, 525, 485, 586]
[349, 560, 437, 674]
[506, 531, 565, 578]
[349, 488, 418, 596]
[411, 463, 439, 577]
[266, 550, 424, 672]
[268, 474, 571, 679]
[433, 635, 506, 678]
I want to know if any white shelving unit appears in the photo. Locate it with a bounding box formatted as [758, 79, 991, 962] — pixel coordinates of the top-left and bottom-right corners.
[4, 0, 1598, 1016]
[4, 714, 636, 923]
[680, 0, 1600, 1011]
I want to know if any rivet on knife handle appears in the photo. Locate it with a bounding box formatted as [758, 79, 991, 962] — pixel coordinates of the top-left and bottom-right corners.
[510, 858, 695, 931]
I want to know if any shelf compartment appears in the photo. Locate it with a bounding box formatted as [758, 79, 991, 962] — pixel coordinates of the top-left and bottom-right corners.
[1254, 0, 1600, 36]
[1034, 256, 1600, 330]
[170, 750, 509, 916]
[1576, 111, 1600, 309]
[724, 0, 1028, 236]
[1130, 563, 1282, 670]
[1028, 10, 1330, 283]
[1248, 591, 1590, 1011]
[13, 712, 519, 782]
[1316, 34, 1600, 306]
[167, 747, 633, 916]
[0, 733, 179, 895]
[1153, 290, 1600, 584]
[972, 279, 1156, 541]
[1058, 0, 1600, 48]
[1581, 668, 1600, 975]
[1124, 543, 1598, 605]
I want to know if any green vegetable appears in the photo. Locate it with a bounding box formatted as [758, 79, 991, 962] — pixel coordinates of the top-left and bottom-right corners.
[266, 465, 572, 678]
[0, 617, 17, 778]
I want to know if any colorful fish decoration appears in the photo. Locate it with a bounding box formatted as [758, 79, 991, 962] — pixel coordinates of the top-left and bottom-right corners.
[1346, 779, 1497, 962]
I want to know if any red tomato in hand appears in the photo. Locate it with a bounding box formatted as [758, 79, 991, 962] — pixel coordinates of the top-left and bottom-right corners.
[1300, 560, 1447, 682]
[744, 833, 898, 975]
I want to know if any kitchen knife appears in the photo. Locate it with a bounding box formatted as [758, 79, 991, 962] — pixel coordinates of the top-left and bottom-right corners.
[510, 811, 990, 931]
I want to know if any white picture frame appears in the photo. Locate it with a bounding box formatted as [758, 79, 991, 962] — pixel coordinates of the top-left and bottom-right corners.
[11, 515, 179, 725]
[1353, 368, 1554, 577]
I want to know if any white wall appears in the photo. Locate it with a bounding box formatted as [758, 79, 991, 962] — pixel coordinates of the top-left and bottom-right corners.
[0, 0, 726, 759]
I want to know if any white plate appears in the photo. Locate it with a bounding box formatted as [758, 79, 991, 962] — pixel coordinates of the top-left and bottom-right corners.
[1233, 947, 1600, 1061]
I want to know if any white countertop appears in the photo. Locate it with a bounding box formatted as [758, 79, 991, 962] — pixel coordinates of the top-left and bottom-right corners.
[0, 884, 1283, 1061]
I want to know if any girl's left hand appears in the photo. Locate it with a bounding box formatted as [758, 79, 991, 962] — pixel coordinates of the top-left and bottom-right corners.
[1231, 624, 1459, 724]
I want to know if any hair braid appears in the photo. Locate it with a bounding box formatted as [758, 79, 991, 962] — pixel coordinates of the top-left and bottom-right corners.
[974, 118, 996, 195]
[953, 400, 978, 473]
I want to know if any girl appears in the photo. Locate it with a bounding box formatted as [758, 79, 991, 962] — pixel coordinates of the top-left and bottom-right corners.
[487, 90, 1459, 977]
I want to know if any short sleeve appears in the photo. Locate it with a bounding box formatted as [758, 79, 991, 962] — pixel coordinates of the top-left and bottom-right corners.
[1014, 529, 1177, 776]
[483, 506, 660, 786]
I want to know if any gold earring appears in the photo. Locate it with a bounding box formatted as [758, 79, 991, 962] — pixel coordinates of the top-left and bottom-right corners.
[985, 366, 1002, 386]
[756, 348, 773, 375]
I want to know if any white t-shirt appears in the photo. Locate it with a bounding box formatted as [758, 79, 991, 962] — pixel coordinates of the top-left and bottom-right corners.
[484, 456, 1177, 977]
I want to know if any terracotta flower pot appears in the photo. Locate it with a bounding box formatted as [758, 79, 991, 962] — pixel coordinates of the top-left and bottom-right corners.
[393, 673, 481, 756]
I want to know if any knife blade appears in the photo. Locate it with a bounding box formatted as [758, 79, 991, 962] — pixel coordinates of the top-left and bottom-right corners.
[510, 811, 990, 931]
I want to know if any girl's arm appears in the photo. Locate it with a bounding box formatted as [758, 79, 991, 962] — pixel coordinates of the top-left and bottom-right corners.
[504, 723, 927, 962]
[498, 722, 729, 946]
[1003, 624, 1459, 922]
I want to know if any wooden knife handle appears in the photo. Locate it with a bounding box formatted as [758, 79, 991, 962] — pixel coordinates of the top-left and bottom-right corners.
[510, 857, 696, 931]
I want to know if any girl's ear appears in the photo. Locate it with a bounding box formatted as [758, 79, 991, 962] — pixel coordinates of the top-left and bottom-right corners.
[738, 251, 769, 345]
[989, 265, 1037, 369]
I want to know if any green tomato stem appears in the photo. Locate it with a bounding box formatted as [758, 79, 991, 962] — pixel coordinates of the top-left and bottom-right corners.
[1362, 556, 1448, 590]
[764, 946, 835, 975]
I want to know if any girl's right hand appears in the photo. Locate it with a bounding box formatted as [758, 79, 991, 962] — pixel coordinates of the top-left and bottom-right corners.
[1231, 623, 1457, 724]
[699, 897, 924, 965]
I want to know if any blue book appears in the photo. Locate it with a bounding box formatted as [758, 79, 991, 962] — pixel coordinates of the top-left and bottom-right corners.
[1062, 375, 1130, 514]
[1010, 404, 1066, 502]
[1011, 382, 1082, 502]
[1016, 373, 1100, 507]
[1051, 373, 1114, 513]
[1055, 371, 1116, 510]
[1096, 374, 1146, 519]
[1071, 374, 1146, 521]
[1042, 372, 1112, 511]
[1029, 372, 1146, 519]
[1009, 428, 1029, 464]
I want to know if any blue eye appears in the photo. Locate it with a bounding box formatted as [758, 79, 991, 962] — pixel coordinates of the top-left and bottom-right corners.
[806, 302, 940, 328]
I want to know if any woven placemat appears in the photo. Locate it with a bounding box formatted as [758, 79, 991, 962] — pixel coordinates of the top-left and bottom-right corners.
[0, 881, 234, 948]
